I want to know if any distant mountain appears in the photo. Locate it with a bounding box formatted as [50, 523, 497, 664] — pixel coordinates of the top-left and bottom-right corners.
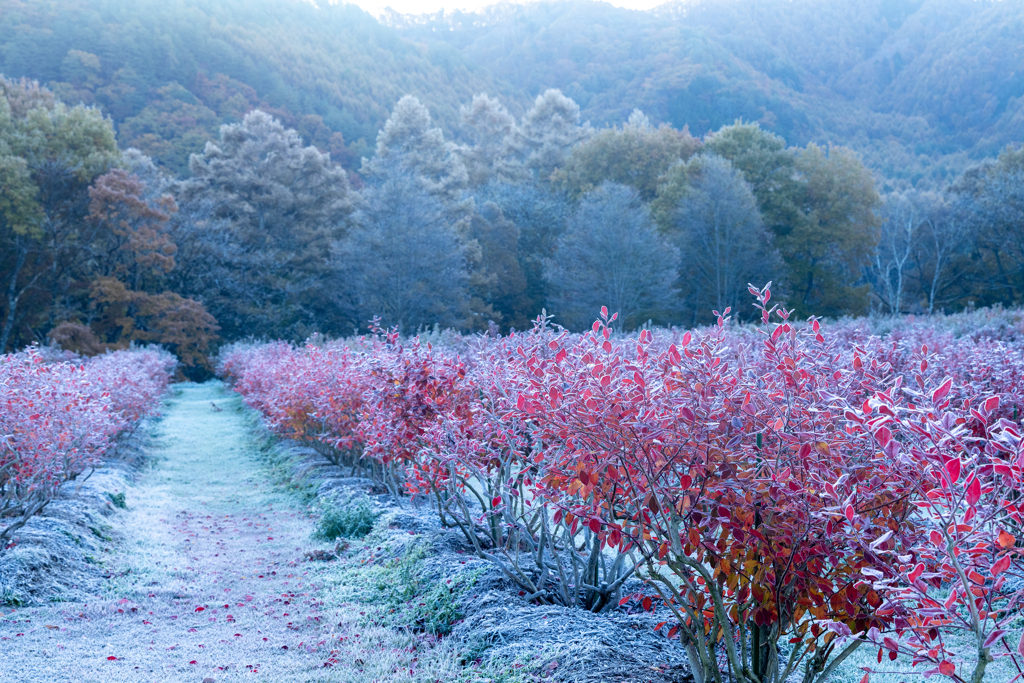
[0, 0, 512, 174]
[1, 0, 1019, 183]
[391, 0, 1023, 185]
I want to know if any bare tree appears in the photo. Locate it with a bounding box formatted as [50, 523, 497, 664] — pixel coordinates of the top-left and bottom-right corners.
[544, 182, 679, 330]
[914, 192, 969, 314]
[871, 191, 923, 314]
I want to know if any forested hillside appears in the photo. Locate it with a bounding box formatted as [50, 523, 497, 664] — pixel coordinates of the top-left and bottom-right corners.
[1, 0, 1022, 372]
[0, 0, 510, 175]
[1, 0, 1020, 183]
[392, 0, 1024, 185]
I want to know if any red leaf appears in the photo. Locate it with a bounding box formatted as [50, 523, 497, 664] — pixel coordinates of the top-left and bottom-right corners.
[107, 656, 117, 661]
[944, 459, 961, 484]
[984, 395, 1000, 413]
[967, 476, 981, 506]
[845, 504, 855, 522]
[195, 607, 204, 612]
[991, 556, 1011, 576]
[998, 530, 1016, 549]
[588, 518, 601, 533]
[938, 660, 955, 676]
[491, 496, 502, 508]
[654, 621, 667, 631]
[908, 563, 925, 583]
[642, 596, 653, 611]
[932, 378, 953, 403]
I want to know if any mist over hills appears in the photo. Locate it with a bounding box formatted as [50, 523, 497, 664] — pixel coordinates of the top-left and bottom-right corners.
[392, 0, 1023, 185]
[1, 0, 1020, 183]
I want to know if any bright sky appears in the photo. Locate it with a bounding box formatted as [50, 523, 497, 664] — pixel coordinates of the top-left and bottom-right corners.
[349, 0, 666, 19]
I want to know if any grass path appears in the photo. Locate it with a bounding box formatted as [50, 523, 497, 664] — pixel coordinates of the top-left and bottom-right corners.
[0, 383, 463, 683]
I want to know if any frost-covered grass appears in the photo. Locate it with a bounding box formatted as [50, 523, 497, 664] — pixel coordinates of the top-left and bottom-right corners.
[0, 382, 505, 682]
[312, 492, 379, 541]
[825, 626, 1023, 683]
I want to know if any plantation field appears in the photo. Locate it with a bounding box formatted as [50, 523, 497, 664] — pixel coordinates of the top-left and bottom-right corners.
[3, 300, 1024, 682]
[220, 296, 1024, 683]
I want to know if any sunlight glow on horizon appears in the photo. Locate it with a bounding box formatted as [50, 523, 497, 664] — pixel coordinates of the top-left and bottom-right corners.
[347, 0, 668, 19]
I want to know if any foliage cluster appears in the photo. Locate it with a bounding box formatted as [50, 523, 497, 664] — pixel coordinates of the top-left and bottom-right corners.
[0, 346, 175, 543]
[0, 77, 218, 374]
[222, 293, 1024, 683]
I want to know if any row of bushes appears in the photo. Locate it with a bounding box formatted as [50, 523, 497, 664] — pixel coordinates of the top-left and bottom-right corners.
[220, 288, 1024, 683]
[0, 347, 175, 543]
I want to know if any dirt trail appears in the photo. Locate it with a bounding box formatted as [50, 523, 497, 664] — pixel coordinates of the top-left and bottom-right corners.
[0, 383, 460, 683]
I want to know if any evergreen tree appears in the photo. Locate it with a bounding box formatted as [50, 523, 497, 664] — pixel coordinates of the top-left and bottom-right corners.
[361, 95, 468, 204]
[544, 182, 678, 330]
[509, 89, 591, 182]
[335, 160, 469, 332]
[459, 93, 520, 187]
[176, 110, 354, 340]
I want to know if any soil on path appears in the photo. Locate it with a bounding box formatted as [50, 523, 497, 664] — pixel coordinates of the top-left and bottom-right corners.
[0, 383, 461, 683]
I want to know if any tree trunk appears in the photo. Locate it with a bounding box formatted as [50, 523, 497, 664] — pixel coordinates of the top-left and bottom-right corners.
[0, 240, 28, 353]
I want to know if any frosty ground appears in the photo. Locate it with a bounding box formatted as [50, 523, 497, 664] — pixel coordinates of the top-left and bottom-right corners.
[0, 383, 466, 682]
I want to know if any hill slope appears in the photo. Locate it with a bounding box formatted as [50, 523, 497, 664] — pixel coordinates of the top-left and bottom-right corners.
[392, 0, 1024, 184]
[0, 0, 513, 174]
[1, 0, 1019, 182]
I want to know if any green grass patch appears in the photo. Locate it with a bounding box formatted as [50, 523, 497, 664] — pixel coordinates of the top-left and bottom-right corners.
[313, 493, 379, 541]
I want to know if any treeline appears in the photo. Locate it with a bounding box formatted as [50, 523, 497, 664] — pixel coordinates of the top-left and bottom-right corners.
[3, 77, 1022, 373]
[392, 0, 1024, 185]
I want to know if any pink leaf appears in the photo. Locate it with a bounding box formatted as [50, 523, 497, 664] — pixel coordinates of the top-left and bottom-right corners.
[932, 378, 953, 403]
[944, 459, 961, 484]
[966, 476, 981, 506]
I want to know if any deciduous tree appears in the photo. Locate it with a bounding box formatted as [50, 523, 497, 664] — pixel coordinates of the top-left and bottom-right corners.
[670, 154, 781, 322]
[335, 161, 469, 332]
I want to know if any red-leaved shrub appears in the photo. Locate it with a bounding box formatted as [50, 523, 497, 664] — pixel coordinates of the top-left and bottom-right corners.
[220, 290, 1024, 682]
